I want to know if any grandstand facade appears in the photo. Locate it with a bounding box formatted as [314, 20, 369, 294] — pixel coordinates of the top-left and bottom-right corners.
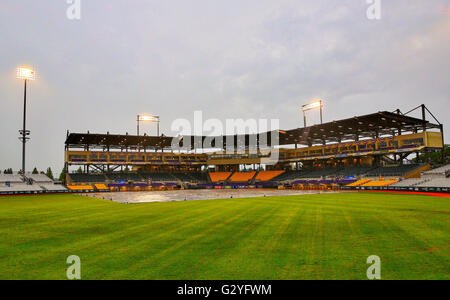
[61, 106, 448, 193]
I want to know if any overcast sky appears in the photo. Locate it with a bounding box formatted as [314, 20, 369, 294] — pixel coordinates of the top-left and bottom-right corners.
[0, 0, 449, 174]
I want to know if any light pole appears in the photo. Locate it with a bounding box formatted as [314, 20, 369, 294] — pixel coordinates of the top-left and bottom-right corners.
[16, 66, 36, 174]
[302, 100, 323, 127]
[137, 114, 160, 136]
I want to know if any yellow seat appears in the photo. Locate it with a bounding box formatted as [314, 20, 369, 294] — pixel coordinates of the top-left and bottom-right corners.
[68, 185, 94, 191]
[361, 180, 398, 187]
[95, 184, 108, 190]
[347, 179, 371, 187]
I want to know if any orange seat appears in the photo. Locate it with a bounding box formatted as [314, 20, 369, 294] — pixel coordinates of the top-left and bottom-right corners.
[255, 171, 285, 181]
[209, 172, 232, 182]
[229, 172, 256, 182]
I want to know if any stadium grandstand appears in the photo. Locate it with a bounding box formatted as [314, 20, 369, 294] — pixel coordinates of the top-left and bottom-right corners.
[0, 172, 67, 195]
[60, 105, 448, 193]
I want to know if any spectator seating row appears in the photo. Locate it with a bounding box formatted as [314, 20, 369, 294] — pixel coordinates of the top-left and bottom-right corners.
[26, 174, 53, 183]
[255, 171, 285, 181]
[347, 179, 371, 187]
[70, 173, 107, 183]
[366, 164, 423, 177]
[209, 172, 232, 182]
[423, 164, 450, 176]
[417, 178, 450, 187]
[229, 172, 256, 182]
[361, 180, 398, 187]
[390, 178, 429, 187]
[0, 174, 23, 183]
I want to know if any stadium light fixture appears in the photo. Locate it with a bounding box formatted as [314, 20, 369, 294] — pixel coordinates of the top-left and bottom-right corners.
[302, 100, 323, 127]
[137, 114, 160, 136]
[16, 66, 36, 174]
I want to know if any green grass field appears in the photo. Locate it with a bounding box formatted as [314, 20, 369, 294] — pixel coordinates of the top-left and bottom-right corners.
[0, 192, 448, 280]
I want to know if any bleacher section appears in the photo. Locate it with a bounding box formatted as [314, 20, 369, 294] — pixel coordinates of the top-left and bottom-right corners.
[70, 173, 107, 183]
[0, 184, 42, 192]
[272, 166, 374, 182]
[299, 168, 343, 178]
[417, 178, 450, 188]
[366, 164, 423, 177]
[229, 172, 256, 182]
[347, 179, 371, 187]
[94, 184, 108, 190]
[69, 172, 211, 184]
[67, 185, 94, 191]
[27, 174, 53, 183]
[39, 183, 67, 192]
[333, 166, 374, 177]
[171, 173, 194, 182]
[0, 174, 23, 183]
[108, 173, 143, 182]
[209, 172, 232, 183]
[0, 172, 69, 194]
[361, 180, 398, 187]
[139, 172, 177, 182]
[390, 178, 430, 187]
[423, 164, 450, 176]
[255, 171, 285, 182]
[188, 172, 209, 182]
[272, 170, 309, 182]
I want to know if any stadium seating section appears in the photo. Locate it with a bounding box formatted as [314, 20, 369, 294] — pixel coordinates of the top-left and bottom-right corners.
[0, 174, 23, 183]
[0, 173, 68, 192]
[27, 174, 53, 183]
[94, 184, 108, 190]
[366, 164, 423, 177]
[68, 185, 94, 191]
[0, 184, 42, 192]
[423, 164, 450, 176]
[189, 172, 209, 182]
[140, 172, 178, 182]
[70, 173, 107, 183]
[347, 179, 371, 187]
[108, 173, 143, 182]
[390, 178, 429, 187]
[255, 171, 285, 181]
[417, 178, 450, 188]
[229, 172, 256, 182]
[171, 173, 196, 182]
[39, 183, 67, 192]
[361, 180, 398, 187]
[272, 170, 309, 181]
[209, 172, 232, 182]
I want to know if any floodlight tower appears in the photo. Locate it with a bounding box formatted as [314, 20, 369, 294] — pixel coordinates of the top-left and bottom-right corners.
[302, 100, 323, 127]
[16, 66, 36, 174]
[137, 114, 160, 136]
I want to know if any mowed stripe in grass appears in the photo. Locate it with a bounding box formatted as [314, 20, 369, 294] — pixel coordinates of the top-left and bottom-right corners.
[0, 192, 448, 280]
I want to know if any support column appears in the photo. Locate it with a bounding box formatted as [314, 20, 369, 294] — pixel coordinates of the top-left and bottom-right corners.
[440, 124, 445, 164]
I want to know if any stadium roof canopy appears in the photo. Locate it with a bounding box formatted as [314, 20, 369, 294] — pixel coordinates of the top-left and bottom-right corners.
[65, 110, 441, 150]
